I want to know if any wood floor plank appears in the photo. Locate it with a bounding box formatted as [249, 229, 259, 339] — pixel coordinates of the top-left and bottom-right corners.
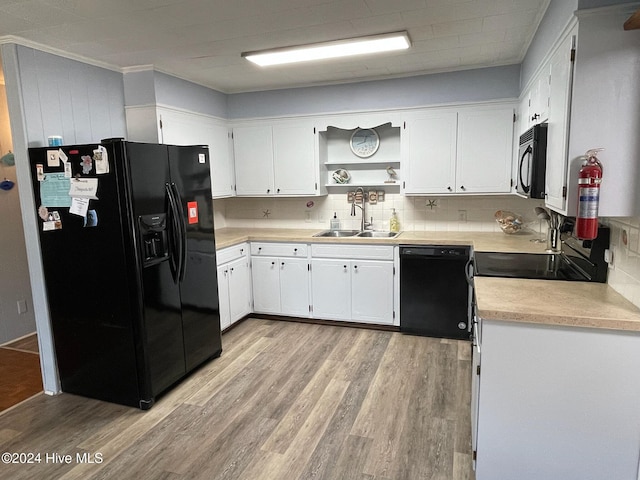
[356, 334, 422, 478]
[237, 377, 349, 480]
[297, 332, 391, 480]
[154, 324, 341, 477]
[327, 434, 374, 480]
[0, 319, 475, 480]
[183, 335, 274, 406]
[260, 358, 340, 454]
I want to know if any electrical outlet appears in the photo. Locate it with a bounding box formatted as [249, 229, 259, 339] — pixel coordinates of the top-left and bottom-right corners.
[458, 210, 467, 222]
[305, 211, 312, 223]
[17, 299, 27, 315]
[318, 212, 326, 223]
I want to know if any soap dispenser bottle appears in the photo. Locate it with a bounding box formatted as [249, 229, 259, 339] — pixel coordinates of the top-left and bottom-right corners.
[389, 208, 400, 233]
[330, 212, 341, 230]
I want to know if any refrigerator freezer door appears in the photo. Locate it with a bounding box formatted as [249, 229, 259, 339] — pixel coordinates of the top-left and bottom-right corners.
[125, 142, 187, 397]
[168, 145, 222, 371]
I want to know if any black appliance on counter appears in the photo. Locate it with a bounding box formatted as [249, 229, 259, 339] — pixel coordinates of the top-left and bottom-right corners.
[516, 123, 547, 199]
[474, 220, 610, 283]
[400, 245, 472, 340]
[28, 139, 221, 409]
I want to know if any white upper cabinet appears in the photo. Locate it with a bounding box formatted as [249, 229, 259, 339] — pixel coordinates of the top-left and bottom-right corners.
[403, 105, 513, 195]
[272, 122, 317, 195]
[402, 110, 457, 194]
[208, 124, 235, 199]
[233, 119, 320, 197]
[529, 68, 551, 126]
[127, 106, 235, 198]
[456, 106, 514, 194]
[545, 28, 576, 212]
[233, 124, 275, 196]
[519, 66, 551, 134]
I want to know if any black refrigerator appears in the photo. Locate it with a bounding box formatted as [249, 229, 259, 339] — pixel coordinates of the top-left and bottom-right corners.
[28, 139, 222, 409]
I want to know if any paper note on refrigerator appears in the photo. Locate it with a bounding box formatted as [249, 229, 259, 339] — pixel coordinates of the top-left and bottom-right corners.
[40, 173, 72, 207]
[69, 178, 98, 199]
[94, 146, 109, 174]
[69, 197, 90, 217]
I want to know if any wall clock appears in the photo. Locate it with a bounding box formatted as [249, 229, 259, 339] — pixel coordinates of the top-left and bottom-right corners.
[350, 128, 380, 158]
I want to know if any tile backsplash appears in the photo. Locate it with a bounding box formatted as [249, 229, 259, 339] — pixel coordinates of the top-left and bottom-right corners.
[214, 193, 546, 234]
[603, 217, 640, 308]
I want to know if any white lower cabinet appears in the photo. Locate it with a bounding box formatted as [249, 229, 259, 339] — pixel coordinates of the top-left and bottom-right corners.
[351, 261, 394, 323]
[475, 319, 640, 480]
[310, 244, 396, 325]
[216, 244, 251, 331]
[251, 257, 281, 314]
[252, 257, 310, 316]
[229, 241, 396, 326]
[251, 242, 310, 317]
[310, 259, 351, 320]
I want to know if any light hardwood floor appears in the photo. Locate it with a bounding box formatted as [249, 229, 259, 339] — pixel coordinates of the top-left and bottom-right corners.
[0, 319, 474, 480]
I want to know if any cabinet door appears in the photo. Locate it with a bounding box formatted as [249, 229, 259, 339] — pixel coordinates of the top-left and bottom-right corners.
[311, 259, 351, 321]
[217, 265, 231, 331]
[157, 108, 235, 199]
[529, 68, 550, 124]
[233, 125, 275, 195]
[402, 111, 457, 194]
[210, 124, 235, 198]
[545, 32, 575, 213]
[456, 107, 513, 194]
[517, 91, 532, 135]
[272, 122, 318, 195]
[351, 260, 394, 324]
[251, 256, 280, 314]
[227, 257, 251, 324]
[279, 258, 310, 317]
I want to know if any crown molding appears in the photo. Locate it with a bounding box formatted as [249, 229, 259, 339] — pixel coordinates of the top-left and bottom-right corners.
[0, 35, 121, 73]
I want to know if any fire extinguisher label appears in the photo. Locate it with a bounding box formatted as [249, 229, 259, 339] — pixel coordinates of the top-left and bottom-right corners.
[578, 187, 599, 218]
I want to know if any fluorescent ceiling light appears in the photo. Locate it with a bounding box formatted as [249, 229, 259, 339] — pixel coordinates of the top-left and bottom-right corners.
[242, 31, 411, 67]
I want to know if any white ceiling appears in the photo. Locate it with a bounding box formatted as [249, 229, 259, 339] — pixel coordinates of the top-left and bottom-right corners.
[0, 0, 550, 93]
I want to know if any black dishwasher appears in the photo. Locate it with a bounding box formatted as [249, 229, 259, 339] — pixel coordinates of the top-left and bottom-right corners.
[400, 245, 471, 340]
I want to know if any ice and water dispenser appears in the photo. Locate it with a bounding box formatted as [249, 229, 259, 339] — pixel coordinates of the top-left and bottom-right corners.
[139, 214, 169, 265]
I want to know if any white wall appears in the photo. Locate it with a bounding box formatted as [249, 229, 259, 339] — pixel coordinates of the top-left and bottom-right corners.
[228, 65, 520, 120]
[124, 69, 228, 118]
[520, 0, 578, 89]
[605, 217, 640, 308]
[0, 82, 36, 344]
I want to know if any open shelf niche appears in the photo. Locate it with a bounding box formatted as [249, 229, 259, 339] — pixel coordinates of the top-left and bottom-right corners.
[319, 121, 401, 192]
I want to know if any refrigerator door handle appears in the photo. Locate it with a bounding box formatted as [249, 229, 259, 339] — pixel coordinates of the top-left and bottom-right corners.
[165, 182, 182, 284]
[170, 182, 188, 282]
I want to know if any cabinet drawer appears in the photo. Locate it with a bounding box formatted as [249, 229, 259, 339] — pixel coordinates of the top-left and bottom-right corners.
[311, 244, 394, 260]
[217, 242, 249, 266]
[251, 242, 308, 257]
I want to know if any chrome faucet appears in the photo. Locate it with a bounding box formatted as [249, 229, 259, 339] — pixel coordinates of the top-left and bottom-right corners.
[351, 187, 371, 231]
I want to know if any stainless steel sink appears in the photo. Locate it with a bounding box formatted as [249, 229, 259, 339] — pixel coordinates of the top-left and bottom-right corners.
[313, 229, 360, 237]
[356, 231, 401, 238]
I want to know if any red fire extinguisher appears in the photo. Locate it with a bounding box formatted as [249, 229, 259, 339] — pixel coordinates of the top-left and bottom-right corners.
[576, 148, 604, 240]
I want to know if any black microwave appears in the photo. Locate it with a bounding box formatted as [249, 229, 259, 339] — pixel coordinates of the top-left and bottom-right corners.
[516, 123, 547, 199]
